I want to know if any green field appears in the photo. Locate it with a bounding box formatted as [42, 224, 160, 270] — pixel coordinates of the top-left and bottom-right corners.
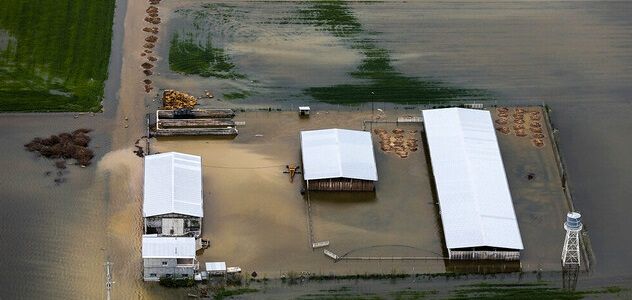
[0, 0, 116, 112]
[169, 33, 245, 80]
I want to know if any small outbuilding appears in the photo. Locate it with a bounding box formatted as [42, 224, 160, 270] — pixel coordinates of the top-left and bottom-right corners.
[422, 108, 523, 260]
[300, 129, 378, 191]
[142, 235, 198, 281]
[205, 262, 227, 276]
[299, 106, 310, 117]
[143, 152, 203, 237]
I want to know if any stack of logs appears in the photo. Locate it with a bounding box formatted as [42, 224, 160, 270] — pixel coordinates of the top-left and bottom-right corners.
[373, 128, 419, 159]
[495, 107, 545, 148]
[162, 90, 197, 110]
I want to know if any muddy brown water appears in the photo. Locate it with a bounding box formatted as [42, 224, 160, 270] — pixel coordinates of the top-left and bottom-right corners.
[2, 0, 632, 299]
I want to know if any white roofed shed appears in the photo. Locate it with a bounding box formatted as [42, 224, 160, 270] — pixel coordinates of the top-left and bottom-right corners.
[143, 152, 203, 218]
[142, 235, 196, 259]
[300, 129, 377, 181]
[422, 108, 523, 260]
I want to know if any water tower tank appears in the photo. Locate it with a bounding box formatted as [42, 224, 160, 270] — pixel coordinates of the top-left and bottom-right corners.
[565, 212, 582, 230]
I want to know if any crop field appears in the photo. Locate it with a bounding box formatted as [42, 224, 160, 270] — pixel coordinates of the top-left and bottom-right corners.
[163, 1, 488, 104]
[0, 0, 115, 112]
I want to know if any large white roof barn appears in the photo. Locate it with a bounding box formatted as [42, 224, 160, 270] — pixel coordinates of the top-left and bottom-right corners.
[422, 108, 523, 260]
[142, 235, 196, 258]
[143, 152, 203, 218]
[300, 129, 378, 191]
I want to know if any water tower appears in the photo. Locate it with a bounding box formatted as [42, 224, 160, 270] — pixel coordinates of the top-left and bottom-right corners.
[561, 212, 582, 267]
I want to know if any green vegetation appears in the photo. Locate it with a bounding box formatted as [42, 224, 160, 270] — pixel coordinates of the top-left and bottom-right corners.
[0, 0, 115, 112]
[391, 289, 438, 299]
[213, 287, 258, 300]
[223, 91, 252, 100]
[296, 0, 486, 104]
[297, 0, 362, 37]
[169, 33, 245, 79]
[449, 282, 625, 300]
[158, 276, 195, 288]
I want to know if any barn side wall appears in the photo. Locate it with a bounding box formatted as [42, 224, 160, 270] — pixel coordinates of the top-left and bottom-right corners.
[307, 178, 375, 192]
[449, 250, 520, 261]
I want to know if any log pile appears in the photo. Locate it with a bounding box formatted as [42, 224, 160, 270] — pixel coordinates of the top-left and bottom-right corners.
[373, 128, 419, 159]
[162, 90, 197, 110]
[495, 107, 546, 149]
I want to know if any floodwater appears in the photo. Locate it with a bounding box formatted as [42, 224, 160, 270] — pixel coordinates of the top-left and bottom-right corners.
[1, 0, 632, 299]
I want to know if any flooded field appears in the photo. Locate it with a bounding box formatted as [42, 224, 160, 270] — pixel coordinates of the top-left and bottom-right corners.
[1, 0, 632, 299]
[148, 108, 569, 277]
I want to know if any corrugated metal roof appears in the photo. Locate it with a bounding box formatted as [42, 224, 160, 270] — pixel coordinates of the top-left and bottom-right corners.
[143, 152, 203, 218]
[205, 262, 227, 272]
[300, 129, 378, 181]
[142, 235, 196, 258]
[422, 108, 523, 251]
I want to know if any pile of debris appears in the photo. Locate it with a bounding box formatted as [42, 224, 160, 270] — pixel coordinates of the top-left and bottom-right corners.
[162, 89, 197, 109]
[24, 129, 95, 167]
[373, 128, 419, 159]
[495, 107, 546, 149]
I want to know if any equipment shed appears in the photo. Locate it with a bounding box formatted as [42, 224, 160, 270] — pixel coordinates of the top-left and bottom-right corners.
[422, 108, 523, 260]
[300, 129, 378, 191]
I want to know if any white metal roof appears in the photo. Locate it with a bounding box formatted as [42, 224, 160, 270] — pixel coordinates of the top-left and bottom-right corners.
[143, 152, 203, 218]
[205, 262, 227, 272]
[299, 106, 310, 110]
[300, 129, 378, 181]
[142, 235, 196, 258]
[422, 108, 523, 251]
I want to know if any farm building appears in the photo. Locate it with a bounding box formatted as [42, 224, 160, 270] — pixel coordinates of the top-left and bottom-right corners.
[142, 235, 198, 281]
[300, 129, 378, 191]
[143, 152, 203, 237]
[422, 108, 523, 260]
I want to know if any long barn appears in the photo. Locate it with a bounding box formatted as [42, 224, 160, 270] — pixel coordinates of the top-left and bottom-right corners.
[300, 129, 378, 191]
[422, 108, 523, 260]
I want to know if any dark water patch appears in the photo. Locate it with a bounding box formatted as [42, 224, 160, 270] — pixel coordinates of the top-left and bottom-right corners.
[169, 33, 245, 80]
[0, 0, 115, 112]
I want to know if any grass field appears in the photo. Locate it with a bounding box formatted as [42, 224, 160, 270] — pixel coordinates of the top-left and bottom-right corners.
[0, 0, 115, 112]
[169, 33, 245, 80]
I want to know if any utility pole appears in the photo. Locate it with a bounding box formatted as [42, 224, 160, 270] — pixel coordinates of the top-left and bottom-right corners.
[105, 261, 114, 300]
